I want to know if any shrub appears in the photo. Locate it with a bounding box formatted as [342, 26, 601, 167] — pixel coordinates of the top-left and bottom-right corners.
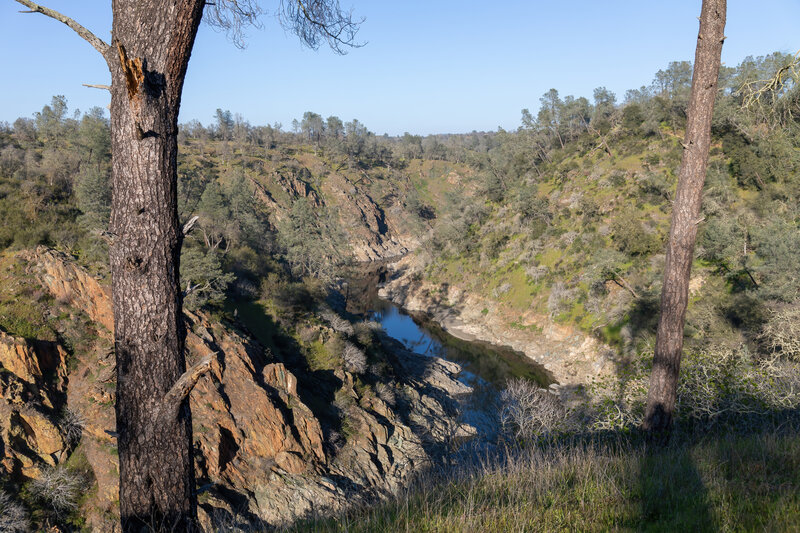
[760, 303, 800, 361]
[0, 490, 29, 533]
[261, 277, 322, 316]
[546, 282, 573, 317]
[375, 383, 397, 407]
[59, 408, 85, 448]
[29, 466, 82, 515]
[591, 345, 800, 432]
[500, 378, 567, 442]
[610, 210, 660, 256]
[353, 321, 379, 347]
[342, 341, 367, 374]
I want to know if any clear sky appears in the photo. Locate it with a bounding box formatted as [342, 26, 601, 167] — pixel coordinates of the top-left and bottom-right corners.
[1, 1, 798, 135]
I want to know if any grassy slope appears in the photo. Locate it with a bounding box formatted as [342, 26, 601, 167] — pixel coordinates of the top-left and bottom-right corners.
[292, 424, 800, 532]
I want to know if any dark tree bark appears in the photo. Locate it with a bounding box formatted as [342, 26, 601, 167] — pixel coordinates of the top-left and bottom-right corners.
[643, 0, 726, 435]
[108, 1, 206, 530]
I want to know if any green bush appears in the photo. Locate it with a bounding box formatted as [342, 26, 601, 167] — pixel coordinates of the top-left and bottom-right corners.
[610, 210, 660, 256]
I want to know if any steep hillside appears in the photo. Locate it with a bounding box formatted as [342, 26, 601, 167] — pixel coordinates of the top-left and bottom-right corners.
[390, 52, 800, 395]
[0, 248, 474, 530]
[178, 138, 433, 263]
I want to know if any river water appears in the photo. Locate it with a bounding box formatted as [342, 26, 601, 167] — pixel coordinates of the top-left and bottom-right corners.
[342, 264, 552, 390]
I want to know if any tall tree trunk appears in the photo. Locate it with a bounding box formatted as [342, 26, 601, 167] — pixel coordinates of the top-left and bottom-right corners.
[109, 1, 205, 530]
[643, 0, 726, 434]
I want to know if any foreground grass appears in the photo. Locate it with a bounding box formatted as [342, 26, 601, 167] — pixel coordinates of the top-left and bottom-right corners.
[288, 423, 800, 532]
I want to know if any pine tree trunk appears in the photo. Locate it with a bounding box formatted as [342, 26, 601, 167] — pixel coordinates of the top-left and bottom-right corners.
[109, 1, 204, 530]
[643, 0, 726, 434]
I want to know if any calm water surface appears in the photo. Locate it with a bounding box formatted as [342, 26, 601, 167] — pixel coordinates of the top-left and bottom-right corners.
[343, 265, 552, 389]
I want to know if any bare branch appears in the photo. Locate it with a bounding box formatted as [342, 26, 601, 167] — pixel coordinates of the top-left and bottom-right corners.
[203, 0, 264, 49]
[82, 83, 111, 91]
[184, 279, 211, 297]
[157, 353, 215, 422]
[204, 0, 364, 53]
[182, 215, 200, 235]
[740, 49, 800, 109]
[14, 0, 111, 62]
[282, 0, 365, 54]
[610, 275, 639, 300]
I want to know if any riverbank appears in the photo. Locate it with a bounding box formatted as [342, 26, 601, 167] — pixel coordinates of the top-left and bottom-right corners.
[378, 255, 617, 395]
[338, 260, 553, 389]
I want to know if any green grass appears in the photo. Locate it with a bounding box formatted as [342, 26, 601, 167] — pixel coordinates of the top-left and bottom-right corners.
[287, 425, 800, 532]
[537, 248, 563, 270]
[501, 266, 537, 311]
[0, 254, 57, 341]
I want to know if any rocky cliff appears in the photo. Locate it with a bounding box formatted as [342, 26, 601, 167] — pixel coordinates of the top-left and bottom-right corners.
[248, 155, 420, 262]
[0, 330, 68, 480]
[0, 247, 473, 530]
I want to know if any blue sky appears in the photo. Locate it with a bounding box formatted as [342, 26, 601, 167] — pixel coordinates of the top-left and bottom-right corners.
[1, 1, 798, 135]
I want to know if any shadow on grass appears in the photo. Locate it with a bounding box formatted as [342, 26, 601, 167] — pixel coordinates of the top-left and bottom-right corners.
[620, 413, 800, 532]
[285, 412, 800, 532]
[635, 440, 716, 532]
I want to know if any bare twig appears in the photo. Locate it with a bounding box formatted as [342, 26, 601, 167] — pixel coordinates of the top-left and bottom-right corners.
[14, 0, 111, 62]
[740, 49, 800, 109]
[280, 0, 365, 54]
[184, 279, 211, 296]
[610, 275, 639, 299]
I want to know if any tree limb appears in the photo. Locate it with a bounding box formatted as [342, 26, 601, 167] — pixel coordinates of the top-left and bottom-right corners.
[741, 49, 800, 109]
[157, 353, 216, 422]
[182, 215, 200, 235]
[83, 83, 111, 91]
[15, 0, 111, 62]
[611, 276, 639, 299]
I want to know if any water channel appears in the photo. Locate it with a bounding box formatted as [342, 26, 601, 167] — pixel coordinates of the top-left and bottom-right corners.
[342, 263, 553, 391]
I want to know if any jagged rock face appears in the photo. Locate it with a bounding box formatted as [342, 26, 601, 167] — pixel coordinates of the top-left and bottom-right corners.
[13, 248, 472, 529]
[186, 312, 326, 482]
[275, 169, 322, 207]
[322, 173, 413, 261]
[21, 248, 114, 333]
[252, 161, 418, 262]
[0, 330, 68, 479]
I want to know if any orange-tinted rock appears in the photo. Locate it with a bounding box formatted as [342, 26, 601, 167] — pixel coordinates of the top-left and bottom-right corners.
[15, 247, 474, 528]
[0, 330, 68, 481]
[21, 247, 114, 332]
[188, 315, 326, 490]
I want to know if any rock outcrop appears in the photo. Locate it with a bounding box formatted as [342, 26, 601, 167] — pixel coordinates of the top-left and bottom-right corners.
[251, 160, 418, 262]
[20, 248, 114, 333]
[322, 173, 413, 261]
[5, 247, 472, 530]
[0, 330, 69, 479]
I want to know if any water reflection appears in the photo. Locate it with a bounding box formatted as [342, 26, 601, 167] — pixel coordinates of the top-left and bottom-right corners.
[344, 269, 552, 389]
[370, 305, 439, 357]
